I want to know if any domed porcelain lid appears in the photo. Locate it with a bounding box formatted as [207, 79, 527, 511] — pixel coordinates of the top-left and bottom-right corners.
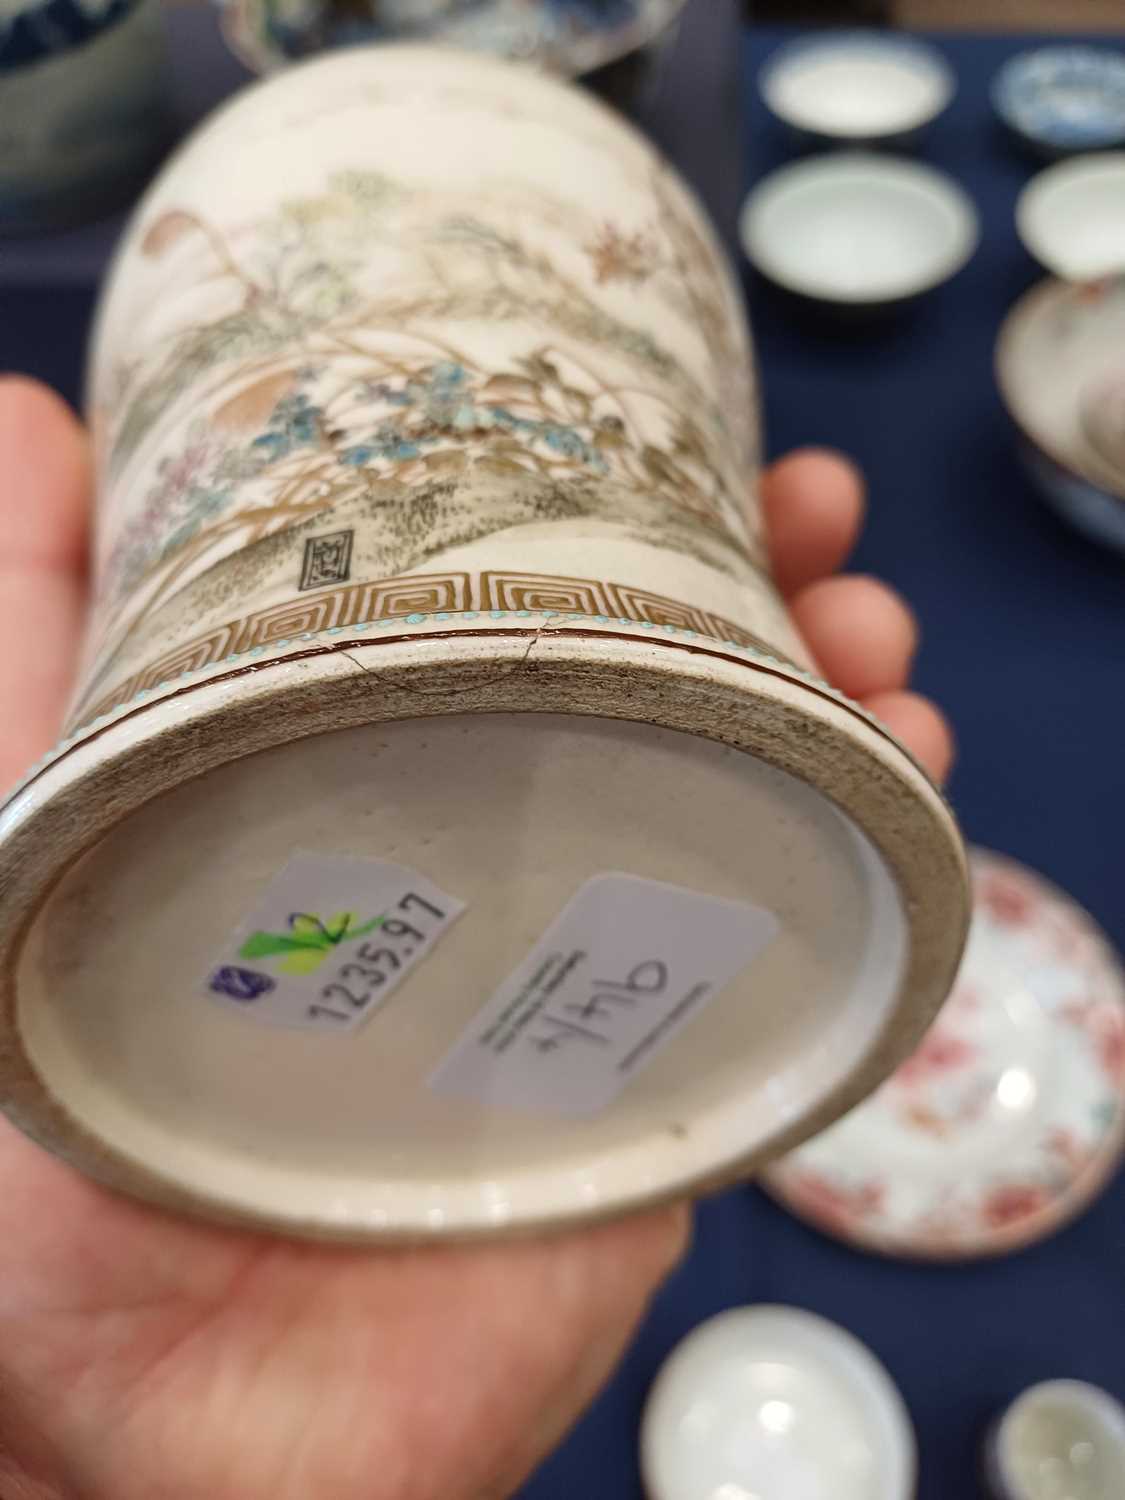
[765, 848, 1125, 1260]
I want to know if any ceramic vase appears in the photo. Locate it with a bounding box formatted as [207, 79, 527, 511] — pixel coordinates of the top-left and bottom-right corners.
[0, 47, 969, 1241]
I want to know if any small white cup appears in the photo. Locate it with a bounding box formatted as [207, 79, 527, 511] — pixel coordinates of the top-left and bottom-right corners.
[985, 1380, 1125, 1500]
[641, 1305, 916, 1500]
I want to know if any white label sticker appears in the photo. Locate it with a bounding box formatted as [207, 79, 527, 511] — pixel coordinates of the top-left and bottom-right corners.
[203, 852, 465, 1033]
[429, 873, 778, 1117]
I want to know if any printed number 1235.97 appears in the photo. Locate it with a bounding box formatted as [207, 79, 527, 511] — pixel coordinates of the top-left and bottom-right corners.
[308, 891, 445, 1023]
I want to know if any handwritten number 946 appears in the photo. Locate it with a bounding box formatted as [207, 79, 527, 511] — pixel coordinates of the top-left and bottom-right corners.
[532, 960, 668, 1053]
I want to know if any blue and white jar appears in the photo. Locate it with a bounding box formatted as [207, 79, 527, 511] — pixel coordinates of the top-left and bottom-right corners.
[0, 0, 170, 234]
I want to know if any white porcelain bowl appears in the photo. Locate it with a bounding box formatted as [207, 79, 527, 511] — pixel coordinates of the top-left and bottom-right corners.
[740, 153, 978, 308]
[641, 1305, 916, 1500]
[760, 31, 954, 147]
[1017, 153, 1125, 282]
[985, 1380, 1125, 1500]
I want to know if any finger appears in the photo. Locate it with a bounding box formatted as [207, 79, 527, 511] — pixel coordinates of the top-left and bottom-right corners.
[862, 689, 956, 785]
[0, 378, 91, 788]
[760, 448, 866, 597]
[790, 574, 919, 701]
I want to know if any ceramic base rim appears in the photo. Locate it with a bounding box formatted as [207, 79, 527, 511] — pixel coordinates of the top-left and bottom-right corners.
[0, 622, 968, 1241]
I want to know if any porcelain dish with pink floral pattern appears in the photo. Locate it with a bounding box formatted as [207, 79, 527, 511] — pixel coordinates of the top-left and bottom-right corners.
[764, 847, 1125, 1260]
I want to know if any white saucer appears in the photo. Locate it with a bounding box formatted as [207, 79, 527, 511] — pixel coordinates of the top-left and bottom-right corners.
[985, 1380, 1125, 1500]
[764, 848, 1125, 1260]
[760, 31, 954, 145]
[641, 1306, 916, 1500]
[1017, 153, 1125, 282]
[740, 154, 978, 307]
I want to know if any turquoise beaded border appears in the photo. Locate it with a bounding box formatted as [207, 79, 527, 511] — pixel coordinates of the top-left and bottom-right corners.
[9, 609, 942, 805]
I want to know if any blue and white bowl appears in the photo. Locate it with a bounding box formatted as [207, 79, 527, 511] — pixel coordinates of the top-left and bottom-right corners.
[759, 30, 955, 150]
[992, 45, 1125, 158]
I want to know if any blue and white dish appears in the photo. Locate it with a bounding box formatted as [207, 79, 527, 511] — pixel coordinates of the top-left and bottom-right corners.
[992, 45, 1125, 158]
[222, 0, 687, 78]
[759, 31, 955, 149]
[983, 1381, 1125, 1500]
[996, 276, 1125, 555]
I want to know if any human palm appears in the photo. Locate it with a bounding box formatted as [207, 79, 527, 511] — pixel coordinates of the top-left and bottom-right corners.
[0, 379, 951, 1500]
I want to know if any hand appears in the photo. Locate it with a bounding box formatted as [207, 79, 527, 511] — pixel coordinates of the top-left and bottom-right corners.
[0, 378, 952, 1500]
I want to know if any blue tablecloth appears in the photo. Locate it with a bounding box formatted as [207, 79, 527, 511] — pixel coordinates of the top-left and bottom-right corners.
[1, 16, 1122, 1500]
[517, 30, 1125, 1500]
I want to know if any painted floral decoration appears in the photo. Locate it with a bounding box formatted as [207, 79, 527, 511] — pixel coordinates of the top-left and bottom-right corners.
[765, 849, 1125, 1258]
[85, 80, 761, 717]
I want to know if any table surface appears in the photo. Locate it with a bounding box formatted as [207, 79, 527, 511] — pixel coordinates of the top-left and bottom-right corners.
[2, 16, 1123, 1500]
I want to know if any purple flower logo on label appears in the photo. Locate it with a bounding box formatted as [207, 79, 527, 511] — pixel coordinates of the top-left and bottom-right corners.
[209, 966, 277, 1002]
[201, 855, 466, 1033]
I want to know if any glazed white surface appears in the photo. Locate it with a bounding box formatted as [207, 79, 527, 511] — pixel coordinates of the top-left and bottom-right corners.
[1017, 153, 1125, 282]
[641, 1306, 916, 1500]
[996, 1381, 1125, 1500]
[762, 40, 951, 137]
[740, 154, 977, 304]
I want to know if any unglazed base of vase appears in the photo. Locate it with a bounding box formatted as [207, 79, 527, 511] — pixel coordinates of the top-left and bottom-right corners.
[0, 622, 968, 1241]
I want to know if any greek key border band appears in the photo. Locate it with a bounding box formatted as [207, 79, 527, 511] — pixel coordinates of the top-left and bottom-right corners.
[71, 571, 788, 732]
